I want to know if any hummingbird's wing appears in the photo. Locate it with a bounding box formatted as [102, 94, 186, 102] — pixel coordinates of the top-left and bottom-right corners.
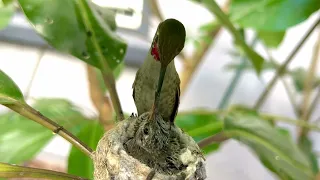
[132, 69, 140, 102]
[170, 85, 180, 123]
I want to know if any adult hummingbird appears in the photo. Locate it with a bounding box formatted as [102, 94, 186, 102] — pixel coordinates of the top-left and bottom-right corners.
[132, 18, 186, 124]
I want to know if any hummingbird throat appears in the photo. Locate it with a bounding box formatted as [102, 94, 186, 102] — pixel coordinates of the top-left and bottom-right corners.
[151, 41, 160, 61]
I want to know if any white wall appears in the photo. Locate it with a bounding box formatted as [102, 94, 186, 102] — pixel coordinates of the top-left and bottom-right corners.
[0, 0, 320, 179]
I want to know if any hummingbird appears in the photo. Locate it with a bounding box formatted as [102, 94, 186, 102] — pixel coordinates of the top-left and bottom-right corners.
[132, 18, 186, 124]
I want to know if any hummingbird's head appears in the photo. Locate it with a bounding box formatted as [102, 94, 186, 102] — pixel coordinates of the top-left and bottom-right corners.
[151, 18, 186, 66]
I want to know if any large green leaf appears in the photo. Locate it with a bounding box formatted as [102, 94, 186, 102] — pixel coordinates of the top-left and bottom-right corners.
[230, 0, 320, 31]
[0, 69, 25, 105]
[0, 162, 88, 180]
[224, 112, 314, 180]
[0, 98, 91, 164]
[258, 31, 286, 48]
[176, 111, 223, 155]
[194, 0, 264, 74]
[0, 1, 14, 30]
[18, 0, 127, 71]
[68, 121, 104, 179]
[298, 135, 319, 174]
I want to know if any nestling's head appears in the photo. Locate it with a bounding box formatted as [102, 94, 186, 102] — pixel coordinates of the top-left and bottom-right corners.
[151, 18, 186, 66]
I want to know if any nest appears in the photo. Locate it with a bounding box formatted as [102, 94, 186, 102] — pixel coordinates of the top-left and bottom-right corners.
[92, 113, 206, 180]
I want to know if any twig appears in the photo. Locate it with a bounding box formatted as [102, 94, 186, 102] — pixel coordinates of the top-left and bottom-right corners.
[264, 47, 300, 116]
[218, 36, 258, 109]
[24, 47, 46, 99]
[297, 31, 320, 139]
[306, 87, 320, 120]
[198, 132, 229, 148]
[86, 65, 114, 130]
[254, 16, 320, 109]
[0, 162, 88, 180]
[260, 113, 320, 132]
[180, 1, 230, 95]
[6, 104, 93, 157]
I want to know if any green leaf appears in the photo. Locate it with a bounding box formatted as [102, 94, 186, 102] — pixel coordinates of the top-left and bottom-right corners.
[0, 1, 14, 30]
[230, 0, 320, 31]
[224, 112, 314, 180]
[0, 162, 88, 180]
[290, 67, 320, 93]
[0, 98, 90, 164]
[96, 62, 124, 93]
[258, 31, 286, 48]
[18, 0, 127, 71]
[298, 135, 319, 174]
[176, 111, 223, 154]
[68, 121, 104, 179]
[195, 0, 264, 74]
[0, 69, 25, 105]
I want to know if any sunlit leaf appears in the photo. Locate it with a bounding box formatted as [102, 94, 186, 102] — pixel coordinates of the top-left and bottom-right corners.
[230, 0, 320, 31]
[0, 1, 14, 30]
[0, 69, 25, 105]
[0, 162, 88, 180]
[18, 0, 127, 71]
[258, 31, 286, 48]
[68, 121, 104, 179]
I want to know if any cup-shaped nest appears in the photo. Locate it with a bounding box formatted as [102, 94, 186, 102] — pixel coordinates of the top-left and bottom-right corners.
[92, 112, 206, 180]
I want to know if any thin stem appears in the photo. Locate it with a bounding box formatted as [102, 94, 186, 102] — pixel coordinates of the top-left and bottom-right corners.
[86, 65, 114, 130]
[254, 16, 320, 109]
[218, 36, 258, 109]
[297, 31, 320, 139]
[197, 132, 229, 148]
[5, 104, 93, 157]
[306, 87, 320, 120]
[0, 162, 88, 180]
[264, 48, 300, 116]
[260, 113, 320, 132]
[102, 73, 124, 121]
[24, 47, 46, 99]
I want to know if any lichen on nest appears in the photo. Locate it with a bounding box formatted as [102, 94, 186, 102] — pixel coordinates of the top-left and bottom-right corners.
[92, 112, 206, 180]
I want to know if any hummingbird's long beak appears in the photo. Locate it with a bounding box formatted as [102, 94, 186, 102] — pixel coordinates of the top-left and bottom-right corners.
[149, 64, 167, 120]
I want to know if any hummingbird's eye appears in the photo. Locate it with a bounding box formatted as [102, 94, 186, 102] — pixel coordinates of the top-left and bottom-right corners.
[143, 127, 149, 135]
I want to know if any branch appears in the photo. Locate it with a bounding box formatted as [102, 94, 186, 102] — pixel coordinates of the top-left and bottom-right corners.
[197, 132, 229, 148]
[0, 162, 88, 180]
[306, 87, 320, 120]
[180, 1, 230, 95]
[264, 47, 300, 116]
[24, 47, 46, 99]
[297, 31, 320, 138]
[254, 16, 320, 109]
[86, 65, 114, 130]
[6, 104, 93, 157]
